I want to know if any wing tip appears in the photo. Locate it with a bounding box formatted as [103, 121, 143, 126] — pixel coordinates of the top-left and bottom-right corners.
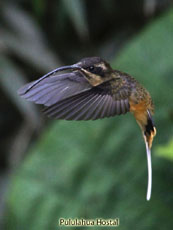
[17, 86, 26, 96]
[17, 81, 35, 97]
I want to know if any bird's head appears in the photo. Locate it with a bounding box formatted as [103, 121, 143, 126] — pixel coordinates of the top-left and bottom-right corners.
[74, 57, 114, 86]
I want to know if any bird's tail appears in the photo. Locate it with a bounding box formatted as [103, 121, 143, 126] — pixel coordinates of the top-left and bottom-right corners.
[144, 110, 157, 150]
[143, 110, 156, 201]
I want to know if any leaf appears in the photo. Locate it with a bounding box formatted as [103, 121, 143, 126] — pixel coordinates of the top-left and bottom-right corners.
[0, 56, 40, 125]
[62, 0, 88, 40]
[1, 3, 61, 72]
[156, 138, 173, 161]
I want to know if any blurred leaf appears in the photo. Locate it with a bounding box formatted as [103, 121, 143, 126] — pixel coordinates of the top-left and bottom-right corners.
[155, 138, 173, 161]
[32, 0, 46, 18]
[4, 8, 173, 230]
[1, 3, 61, 72]
[0, 55, 40, 126]
[62, 0, 88, 40]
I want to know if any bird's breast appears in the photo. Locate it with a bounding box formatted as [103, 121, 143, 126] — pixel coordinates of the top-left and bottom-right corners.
[130, 100, 148, 124]
[129, 88, 154, 128]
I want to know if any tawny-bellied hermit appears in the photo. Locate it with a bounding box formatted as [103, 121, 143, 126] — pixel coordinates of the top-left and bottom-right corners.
[18, 57, 156, 201]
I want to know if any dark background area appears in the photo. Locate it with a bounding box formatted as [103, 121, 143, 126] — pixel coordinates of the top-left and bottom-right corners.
[0, 0, 173, 229]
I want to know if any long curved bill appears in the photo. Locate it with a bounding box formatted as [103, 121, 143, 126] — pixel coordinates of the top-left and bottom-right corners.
[23, 64, 81, 94]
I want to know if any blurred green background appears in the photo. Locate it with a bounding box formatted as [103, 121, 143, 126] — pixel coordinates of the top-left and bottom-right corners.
[0, 0, 173, 229]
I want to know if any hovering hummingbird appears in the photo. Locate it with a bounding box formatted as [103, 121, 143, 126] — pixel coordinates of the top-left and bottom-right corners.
[18, 57, 156, 201]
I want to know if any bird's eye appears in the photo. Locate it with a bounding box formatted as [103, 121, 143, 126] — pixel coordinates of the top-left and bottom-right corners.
[87, 66, 95, 72]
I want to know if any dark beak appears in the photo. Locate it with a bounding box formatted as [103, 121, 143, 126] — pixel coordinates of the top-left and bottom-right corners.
[23, 64, 81, 93]
[49, 64, 81, 73]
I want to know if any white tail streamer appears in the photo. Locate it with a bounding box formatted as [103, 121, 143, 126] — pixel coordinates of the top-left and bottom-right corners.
[145, 141, 152, 201]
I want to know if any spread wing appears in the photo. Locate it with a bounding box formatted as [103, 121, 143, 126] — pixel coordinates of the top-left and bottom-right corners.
[18, 71, 130, 120]
[18, 72, 92, 106]
[43, 79, 130, 120]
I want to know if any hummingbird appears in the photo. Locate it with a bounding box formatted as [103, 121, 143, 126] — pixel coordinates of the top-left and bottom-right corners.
[18, 57, 156, 201]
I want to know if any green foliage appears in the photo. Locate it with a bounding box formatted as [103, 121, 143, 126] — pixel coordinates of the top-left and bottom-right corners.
[156, 138, 173, 161]
[4, 9, 173, 230]
[0, 56, 39, 124]
[62, 0, 88, 40]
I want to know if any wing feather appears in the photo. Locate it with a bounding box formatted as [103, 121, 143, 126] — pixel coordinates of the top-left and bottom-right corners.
[43, 87, 130, 120]
[90, 94, 108, 120]
[62, 94, 98, 120]
[18, 71, 130, 120]
[18, 72, 92, 106]
[44, 92, 92, 118]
